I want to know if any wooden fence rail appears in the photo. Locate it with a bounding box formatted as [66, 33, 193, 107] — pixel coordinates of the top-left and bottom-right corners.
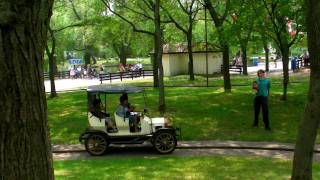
[43, 71, 69, 79]
[221, 65, 243, 74]
[99, 70, 154, 84]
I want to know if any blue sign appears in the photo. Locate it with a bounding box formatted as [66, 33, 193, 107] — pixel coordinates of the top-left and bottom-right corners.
[69, 59, 83, 65]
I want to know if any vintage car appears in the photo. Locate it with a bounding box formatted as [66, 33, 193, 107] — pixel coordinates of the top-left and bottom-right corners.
[79, 85, 179, 156]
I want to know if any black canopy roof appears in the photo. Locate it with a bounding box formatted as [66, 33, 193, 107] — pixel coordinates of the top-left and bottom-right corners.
[87, 85, 144, 94]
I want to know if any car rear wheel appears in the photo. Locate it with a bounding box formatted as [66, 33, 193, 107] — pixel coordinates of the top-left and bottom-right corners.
[85, 133, 108, 156]
[153, 131, 177, 154]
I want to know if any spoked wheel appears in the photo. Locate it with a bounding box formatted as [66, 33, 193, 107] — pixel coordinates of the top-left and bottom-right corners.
[153, 131, 177, 154]
[85, 133, 108, 156]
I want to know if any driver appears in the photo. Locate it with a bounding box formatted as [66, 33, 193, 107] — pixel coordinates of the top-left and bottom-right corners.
[116, 94, 139, 132]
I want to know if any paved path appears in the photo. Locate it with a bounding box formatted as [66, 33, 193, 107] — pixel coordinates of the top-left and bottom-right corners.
[53, 140, 320, 161]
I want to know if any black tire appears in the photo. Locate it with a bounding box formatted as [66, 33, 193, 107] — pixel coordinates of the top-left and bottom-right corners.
[85, 133, 108, 156]
[153, 131, 177, 154]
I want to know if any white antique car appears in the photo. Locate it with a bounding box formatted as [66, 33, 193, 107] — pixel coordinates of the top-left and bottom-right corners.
[79, 85, 179, 156]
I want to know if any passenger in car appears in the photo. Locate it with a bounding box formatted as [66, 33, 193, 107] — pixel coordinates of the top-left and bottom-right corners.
[91, 99, 109, 118]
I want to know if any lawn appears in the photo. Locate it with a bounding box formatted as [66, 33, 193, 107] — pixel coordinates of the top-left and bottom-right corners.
[48, 74, 313, 144]
[54, 156, 320, 179]
[121, 72, 309, 87]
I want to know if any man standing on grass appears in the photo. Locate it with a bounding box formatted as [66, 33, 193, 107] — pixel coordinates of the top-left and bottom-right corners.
[252, 69, 271, 131]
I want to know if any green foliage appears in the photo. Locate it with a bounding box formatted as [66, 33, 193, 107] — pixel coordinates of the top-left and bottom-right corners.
[54, 156, 320, 179]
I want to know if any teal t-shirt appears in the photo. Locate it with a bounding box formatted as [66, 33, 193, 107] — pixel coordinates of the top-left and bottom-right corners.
[256, 78, 270, 97]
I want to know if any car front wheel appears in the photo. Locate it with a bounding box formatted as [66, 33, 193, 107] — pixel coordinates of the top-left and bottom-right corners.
[85, 133, 108, 156]
[153, 131, 177, 154]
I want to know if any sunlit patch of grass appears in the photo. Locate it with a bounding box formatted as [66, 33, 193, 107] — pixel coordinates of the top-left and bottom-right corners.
[54, 156, 320, 179]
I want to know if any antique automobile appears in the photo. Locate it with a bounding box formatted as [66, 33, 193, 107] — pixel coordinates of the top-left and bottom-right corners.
[79, 85, 179, 156]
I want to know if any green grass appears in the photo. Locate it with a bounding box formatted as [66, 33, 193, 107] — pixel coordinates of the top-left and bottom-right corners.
[48, 73, 313, 144]
[54, 156, 320, 179]
[121, 73, 309, 87]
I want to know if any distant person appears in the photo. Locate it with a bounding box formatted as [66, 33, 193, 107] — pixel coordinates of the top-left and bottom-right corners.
[118, 63, 125, 72]
[252, 69, 271, 131]
[76, 65, 82, 78]
[99, 65, 105, 74]
[300, 51, 309, 67]
[127, 64, 132, 72]
[87, 64, 92, 79]
[69, 67, 75, 79]
[134, 63, 143, 76]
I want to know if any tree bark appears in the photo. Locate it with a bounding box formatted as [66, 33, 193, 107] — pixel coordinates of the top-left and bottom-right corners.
[113, 43, 130, 66]
[291, 0, 320, 179]
[241, 46, 248, 75]
[222, 44, 231, 91]
[281, 45, 290, 101]
[154, 0, 165, 113]
[119, 54, 127, 66]
[84, 46, 92, 65]
[264, 44, 269, 72]
[152, 50, 159, 87]
[187, 29, 195, 80]
[46, 27, 57, 98]
[0, 1, 54, 179]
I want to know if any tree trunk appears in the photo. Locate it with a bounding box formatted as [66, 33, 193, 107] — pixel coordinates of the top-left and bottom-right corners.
[222, 44, 231, 92]
[119, 46, 127, 66]
[49, 55, 57, 98]
[115, 44, 129, 66]
[119, 54, 127, 66]
[187, 20, 194, 80]
[264, 44, 269, 72]
[187, 33, 195, 80]
[281, 46, 290, 101]
[47, 28, 57, 98]
[204, 0, 230, 91]
[241, 46, 248, 75]
[291, 0, 320, 178]
[84, 47, 91, 65]
[154, 0, 165, 113]
[0, 1, 54, 179]
[152, 51, 159, 87]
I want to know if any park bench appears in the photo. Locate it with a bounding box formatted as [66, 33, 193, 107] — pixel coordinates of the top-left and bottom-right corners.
[99, 70, 154, 84]
[221, 65, 243, 74]
[43, 71, 69, 79]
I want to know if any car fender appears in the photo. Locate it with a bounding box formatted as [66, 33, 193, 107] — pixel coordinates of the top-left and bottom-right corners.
[79, 130, 108, 143]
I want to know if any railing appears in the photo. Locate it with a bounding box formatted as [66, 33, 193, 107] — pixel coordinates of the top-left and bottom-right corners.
[99, 70, 154, 84]
[43, 71, 69, 79]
